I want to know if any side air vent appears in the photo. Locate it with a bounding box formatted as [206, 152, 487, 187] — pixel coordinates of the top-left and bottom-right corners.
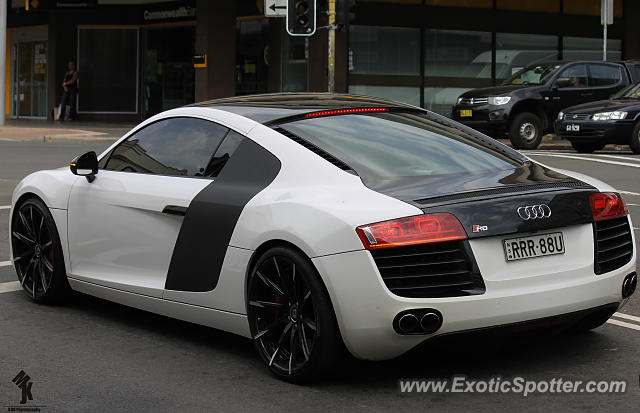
[370, 241, 485, 298]
[594, 217, 633, 275]
[415, 181, 592, 205]
[273, 127, 353, 171]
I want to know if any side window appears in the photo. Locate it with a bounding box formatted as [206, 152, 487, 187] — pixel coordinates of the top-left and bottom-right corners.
[203, 130, 245, 177]
[558, 64, 588, 88]
[589, 64, 622, 87]
[105, 117, 229, 177]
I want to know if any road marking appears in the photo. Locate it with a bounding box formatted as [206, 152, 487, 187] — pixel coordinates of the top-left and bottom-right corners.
[613, 312, 640, 323]
[606, 318, 640, 331]
[0, 205, 10, 210]
[525, 152, 640, 168]
[619, 190, 640, 197]
[0, 281, 21, 294]
[589, 154, 640, 163]
[0, 261, 12, 267]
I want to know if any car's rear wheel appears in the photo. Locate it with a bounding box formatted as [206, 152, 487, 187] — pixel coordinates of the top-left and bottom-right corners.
[247, 246, 343, 382]
[630, 122, 640, 154]
[509, 112, 543, 150]
[10, 198, 70, 303]
[571, 141, 606, 153]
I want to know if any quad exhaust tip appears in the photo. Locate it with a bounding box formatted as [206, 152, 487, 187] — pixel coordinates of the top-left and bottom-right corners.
[622, 272, 637, 299]
[394, 309, 443, 335]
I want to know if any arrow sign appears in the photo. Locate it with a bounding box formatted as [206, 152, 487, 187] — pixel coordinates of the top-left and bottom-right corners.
[265, 0, 287, 17]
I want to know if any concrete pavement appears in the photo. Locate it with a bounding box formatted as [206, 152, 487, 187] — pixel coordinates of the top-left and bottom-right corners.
[0, 119, 132, 143]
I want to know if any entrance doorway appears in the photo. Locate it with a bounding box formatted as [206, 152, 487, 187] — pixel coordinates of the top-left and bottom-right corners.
[12, 39, 47, 118]
[142, 26, 195, 119]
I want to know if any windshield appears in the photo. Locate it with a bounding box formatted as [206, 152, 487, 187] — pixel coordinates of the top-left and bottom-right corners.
[502, 64, 561, 85]
[611, 82, 640, 99]
[281, 112, 522, 181]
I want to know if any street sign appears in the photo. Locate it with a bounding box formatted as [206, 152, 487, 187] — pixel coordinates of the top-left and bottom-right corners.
[265, 0, 287, 17]
[601, 0, 613, 25]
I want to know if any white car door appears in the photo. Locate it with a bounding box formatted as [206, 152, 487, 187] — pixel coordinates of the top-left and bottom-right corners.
[67, 117, 232, 297]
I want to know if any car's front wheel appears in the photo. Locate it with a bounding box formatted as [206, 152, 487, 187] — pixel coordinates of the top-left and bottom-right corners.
[10, 197, 70, 303]
[571, 141, 606, 153]
[247, 246, 344, 382]
[509, 112, 543, 149]
[630, 122, 640, 154]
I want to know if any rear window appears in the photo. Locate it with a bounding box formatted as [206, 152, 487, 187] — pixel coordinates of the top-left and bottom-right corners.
[281, 111, 522, 180]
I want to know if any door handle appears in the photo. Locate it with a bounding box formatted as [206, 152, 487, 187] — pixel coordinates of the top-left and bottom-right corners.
[579, 92, 593, 97]
[162, 205, 187, 216]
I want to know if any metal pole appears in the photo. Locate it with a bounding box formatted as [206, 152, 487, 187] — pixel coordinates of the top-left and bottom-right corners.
[603, 0, 608, 61]
[0, 0, 6, 126]
[328, 0, 335, 93]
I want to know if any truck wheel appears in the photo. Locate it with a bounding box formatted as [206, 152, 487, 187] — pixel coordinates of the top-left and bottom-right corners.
[571, 142, 606, 153]
[509, 112, 543, 150]
[630, 122, 640, 154]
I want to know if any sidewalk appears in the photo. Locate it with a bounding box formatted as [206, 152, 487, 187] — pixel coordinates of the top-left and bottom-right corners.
[0, 119, 133, 143]
[0, 120, 629, 151]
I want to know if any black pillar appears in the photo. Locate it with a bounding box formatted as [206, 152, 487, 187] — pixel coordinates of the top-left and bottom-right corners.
[195, 0, 237, 101]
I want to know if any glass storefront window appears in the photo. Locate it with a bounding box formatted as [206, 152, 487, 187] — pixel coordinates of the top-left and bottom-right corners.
[495, 33, 559, 80]
[563, 37, 622, 61]
[78, 28, 138, 113]
[348, 85, 420, 107]
[425, 30, 492, 79]
[282, 34, 308, 92]
[349, 26, 420, 75]
[236, 19, 270, 95]
[424, 86, 472, 116]
[424, 30, 492, 116]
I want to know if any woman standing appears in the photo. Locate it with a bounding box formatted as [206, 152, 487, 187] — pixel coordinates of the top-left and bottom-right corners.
[57, 61, 78, 121]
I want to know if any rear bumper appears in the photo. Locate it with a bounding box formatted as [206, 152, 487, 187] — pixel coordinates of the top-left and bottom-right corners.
[555, 119, 635, 143]
[313, 222, 636, 360]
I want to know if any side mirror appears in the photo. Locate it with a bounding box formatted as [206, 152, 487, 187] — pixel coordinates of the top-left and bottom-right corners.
[555, 78, 571, 89]
[70, 151, 98, 183]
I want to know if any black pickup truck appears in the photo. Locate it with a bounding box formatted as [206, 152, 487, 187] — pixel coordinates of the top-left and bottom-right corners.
[451, 60, 640, 149]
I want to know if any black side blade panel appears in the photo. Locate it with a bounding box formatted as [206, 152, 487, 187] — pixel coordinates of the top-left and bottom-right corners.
[164, 139, 281, 292]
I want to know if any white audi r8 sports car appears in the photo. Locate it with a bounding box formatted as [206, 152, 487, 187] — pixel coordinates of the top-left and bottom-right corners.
[9, 94, 637, 381]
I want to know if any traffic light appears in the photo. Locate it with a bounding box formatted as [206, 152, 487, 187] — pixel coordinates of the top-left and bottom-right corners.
[287, 0, 316, 36]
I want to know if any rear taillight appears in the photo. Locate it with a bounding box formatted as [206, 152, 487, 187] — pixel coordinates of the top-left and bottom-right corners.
[590, 192, 628, 221]
[356, 213, 467, 250]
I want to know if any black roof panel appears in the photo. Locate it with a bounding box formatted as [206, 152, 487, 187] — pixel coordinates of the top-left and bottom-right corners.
[189, 93, 416, 123]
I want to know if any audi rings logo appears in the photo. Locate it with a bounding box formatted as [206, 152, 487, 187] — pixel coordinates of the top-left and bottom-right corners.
[517, 204, 552, 220]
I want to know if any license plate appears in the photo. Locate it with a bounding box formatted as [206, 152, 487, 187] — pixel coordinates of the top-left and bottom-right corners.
[460, 109, 472, 117]
[566, 124, 580, 132]
[503, 232, 565, 262]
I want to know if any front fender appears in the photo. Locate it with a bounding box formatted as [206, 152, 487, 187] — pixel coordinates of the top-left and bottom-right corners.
[12, 167, 78, 210]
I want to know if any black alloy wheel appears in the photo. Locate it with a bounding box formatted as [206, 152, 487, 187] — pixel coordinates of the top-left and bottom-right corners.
[11, 198, 69, 303]
[247, 246, 343, 382]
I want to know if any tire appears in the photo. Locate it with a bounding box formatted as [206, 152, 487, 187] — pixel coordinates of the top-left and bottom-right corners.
[630, 122, 640, 154]
[10, 197, 70, 304]
[509, 112, 543, 150]
[247, 246, 344, 382]
[571, 141, 606, 153]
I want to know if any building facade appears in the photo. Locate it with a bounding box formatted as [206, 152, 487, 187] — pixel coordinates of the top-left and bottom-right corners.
[5, 0, 640, 121]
